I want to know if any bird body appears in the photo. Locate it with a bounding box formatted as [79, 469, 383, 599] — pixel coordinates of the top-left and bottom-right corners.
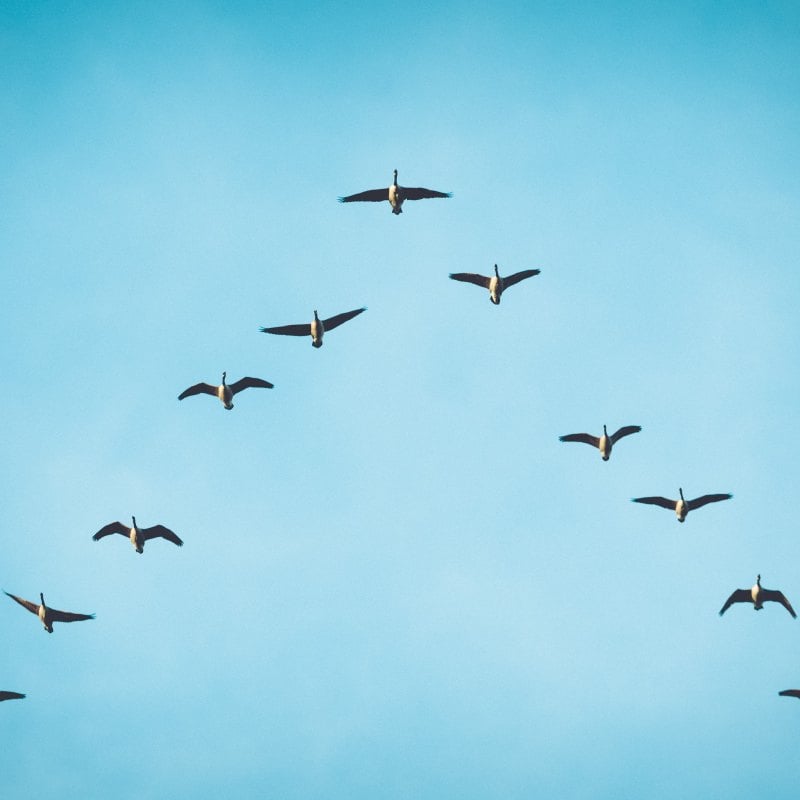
[178, 371, 273, 409]
[339, 169, 451, 214]
[559, 424, 641, 461]
[719, 575, 796, 617]
[260, 307, 366, 348]
[4, 591, 94, 633]
[449, 264, 540, 304]
[632, 487, 732, 522]
[93, 516, 183, 554]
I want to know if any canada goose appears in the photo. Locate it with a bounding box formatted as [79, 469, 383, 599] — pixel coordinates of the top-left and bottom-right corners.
[779, 690, 800, 699]
[178, 371, 273, 409]
[93, 516, 183, 554]
[4, 591, 94, 633]
[559, 424, 641, 461]
[719, 575, 796, 618]
[0, 691, 25, 702]
[631, 488, 732, 522]
[260, 308, 366, 348]
[449, 264, 541, 305]
[338, 169, 451, 214]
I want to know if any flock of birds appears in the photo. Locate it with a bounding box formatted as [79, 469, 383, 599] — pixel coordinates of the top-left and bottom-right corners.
[2, 168, 797, 708]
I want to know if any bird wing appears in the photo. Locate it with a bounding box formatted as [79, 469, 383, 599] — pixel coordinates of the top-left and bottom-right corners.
[401, 187, 452, 201]
[92, 521, 129, 541]
[48, 607, 95, 624]
[0, 691, 25, 701]
[687, 493, 732, 511]
[779, 690, 800, 699]
[322, 307, 366, 331]
[229, 377, 274, 394]
[610, 425, 642, 444]
[449, 272, 491, 289]
[178, 382, 218, 401]
[502, 269, 541, 288]
[631, 496, 676, 510]
[259, 323, 311, 337]
[142, 525, 184, 547]
[760, 589, 797, 618]
[718, 588, 752, 616]
[3, 591, 40, 616]
[338, 188, 389, 203]
[559, 433, 600, 448]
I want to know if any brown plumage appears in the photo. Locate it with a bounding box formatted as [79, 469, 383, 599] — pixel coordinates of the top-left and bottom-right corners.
[719, 575, 796, 618]
[178, 371, 273, 409]
[93, 516, 183, 554]
[632, 487, 732, 522]
[559, 424, 641, 461]
[260, 308, 366, 348]
[339, 169, 451, 214]
[4, 591, 94, 633]
[449, 263, 540, 304]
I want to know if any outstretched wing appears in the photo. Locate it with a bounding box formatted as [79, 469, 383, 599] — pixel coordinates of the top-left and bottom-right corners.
[323, 308, 366, 331]
[3, 591, 40, 616]
[719, 588, 752, 616]
[449, 272, 491, 289]
[761, 589, 797, 618]
[142, 525, 184, 547]
[0, 691, 25, 701]
[49, 607, 95, 624]
[229, 377, 274, 395]
[631, 496, 676, 510]
[92, 521, 129, 541]
[502, 269, 541, 288]
[338, 188, 389, 203]
[402, 187, 452, 201]
[779, 690, 800, 699]
[259, 323, 311, 337]
[559, 433, 600, 448]
[178, 382, 218, 401]
[688, 493, 732, 511]
[610, 425, 642, 444]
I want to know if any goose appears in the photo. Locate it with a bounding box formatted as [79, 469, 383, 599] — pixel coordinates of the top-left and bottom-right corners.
[631, 487, 732, 522]
[260, 307, 366, 348]
[0, 691, 25, 702]
[779, 690, 800, 699]
[93, 516, 183, 554]
[338, 169, 451, 214]
[559, 424, 641, 461]
[719, 575, 796, 618]
[178, 371, 273, 409]
[4, 591, 94, 633]
[449, 264, 541, 305]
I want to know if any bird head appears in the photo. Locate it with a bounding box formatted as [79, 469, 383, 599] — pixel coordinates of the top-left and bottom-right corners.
[221, 371, 227, 384]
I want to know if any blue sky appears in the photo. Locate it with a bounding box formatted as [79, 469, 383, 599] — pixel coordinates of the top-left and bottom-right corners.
[2, 2, 800, 797]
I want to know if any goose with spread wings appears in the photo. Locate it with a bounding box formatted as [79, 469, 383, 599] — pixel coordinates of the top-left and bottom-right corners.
[0, 691, 25, 702]
[449, 264, 541, 305]
[719, 575, 796, 618]
[338, 169, 451, 214]
[4, 591, 94, 633]
[260, 308, 366, 348]
[93, 516, 183, 554]
[631, 487, 731, 522]
[559, 424, 641, 461]
[178, 371, 273, 410]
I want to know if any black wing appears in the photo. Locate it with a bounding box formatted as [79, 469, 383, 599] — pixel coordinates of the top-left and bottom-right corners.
[449, 272, 490, 289]
[761, 589, 797, 618]
[178, 382, 218, 401]
[502, 269, 541, 288]
[259, 323, 311, 337]
[559, 433, 600, 448]
[338, 188, 389, 203]
[3, 591, 39, 616]
[719, 588, 752, 616]
[610, 425, 642, 444]
[142, 525, 184, 547]
[0, 691, 25, 701]
[688, 493, 732, 511]
[402, 187, 452, 201]
[92, 521, 129, 541]
[779, 690, 800, 699]
[322, 308, 366, 331]
[229, 377, 274, 394]
[49, 607, 95, 624]
[631, 496, 676, 510]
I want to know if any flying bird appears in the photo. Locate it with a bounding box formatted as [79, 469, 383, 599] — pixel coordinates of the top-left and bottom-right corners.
[4, 591, 94, 633]
[260, 308, 366, 348]
[559, 424, 641, 461]
[93, 516, 183, 554]
[631, 487, 732, 522]
[338, 169, 451, 214]
[178, 371, 273, 409]
[719, 575, 796, 618]
[0, 691, 25, 702]
[449, 264, 540, 305]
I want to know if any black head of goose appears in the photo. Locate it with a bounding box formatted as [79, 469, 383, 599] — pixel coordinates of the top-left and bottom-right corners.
[93, 516, 184, 554]
[338, 169, 451, 214]
[178, 371, 274, 409]
[449, 264, 541, 304]
[632, 487, 732, 522]
[559, 424, 641, 461]
[720, 575, 796, 618]
[4, 590, 95, 633]
[260, 307, 366, 348]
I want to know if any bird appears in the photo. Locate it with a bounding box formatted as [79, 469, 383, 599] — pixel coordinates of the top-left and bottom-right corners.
[178, 371, 273, 409]
[631, 487, 732, 522]
[93, 516, 183, 554]
[449, 264, 541, 305]
[259, 308, 366, 348]
[559, 424, 641, 461]
[719, 575, 796, 618]
[0, 691, 25, 702]
[4, 591, 94, 633]
[338, 169, 451, 214]
[779, 690, 800, 699]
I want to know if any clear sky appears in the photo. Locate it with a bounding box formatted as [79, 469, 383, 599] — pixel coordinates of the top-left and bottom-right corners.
[2, 2, 800, 797]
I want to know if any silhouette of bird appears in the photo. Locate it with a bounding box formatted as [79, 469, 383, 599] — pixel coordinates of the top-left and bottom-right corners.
[339, 169, 451, 214]
[178, 371, 273, 409]
[4, 591, 94, 633]
[93, 516, 183, 554]
[559, 424, 641, 461]
[449, 264, 540, 304]
[632, 488, 731, 522]
[719, 575, 796, 617]
[260, 308, 366, 348]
